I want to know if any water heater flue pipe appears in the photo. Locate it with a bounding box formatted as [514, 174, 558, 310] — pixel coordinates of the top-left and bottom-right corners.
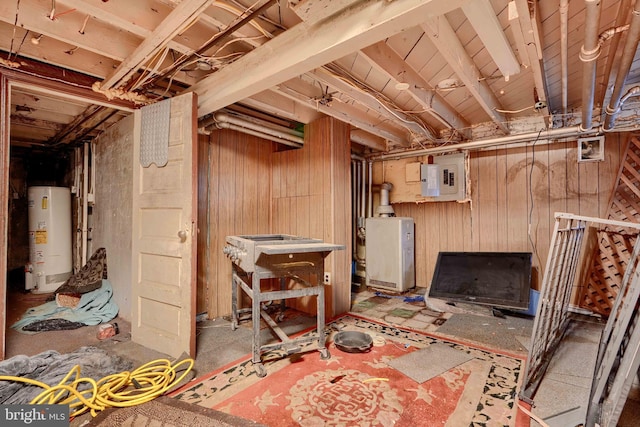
[376, 182, 395, 217]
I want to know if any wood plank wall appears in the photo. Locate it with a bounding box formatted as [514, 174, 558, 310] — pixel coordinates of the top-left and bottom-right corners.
[271, 116, 352, 316]
[386, 134, 626, 290]
[197, 129, 273, 317]
[198, 117, 352, 319]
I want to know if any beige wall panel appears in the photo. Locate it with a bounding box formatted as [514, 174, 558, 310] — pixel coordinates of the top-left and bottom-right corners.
[379, 136, 624, 291]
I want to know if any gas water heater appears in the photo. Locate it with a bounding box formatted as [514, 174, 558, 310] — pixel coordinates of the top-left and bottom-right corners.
[25, 186, 72, 293]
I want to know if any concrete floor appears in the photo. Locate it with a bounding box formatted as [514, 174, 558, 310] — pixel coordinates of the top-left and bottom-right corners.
[5, 285, 640, 426]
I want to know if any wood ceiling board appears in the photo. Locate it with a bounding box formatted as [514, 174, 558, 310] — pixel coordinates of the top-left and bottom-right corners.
[100, 0, 214, 89]
[309, 69, 433, 139]
[334, 52, 360, 74]
[0, 25, 119, 80]
[56, 0, 194, 55]
[0, 0, 141, 61]
[274, 83, 408, 146]
[12, 88, 90, 116]
[358, 41, 470, 134]
[193, 0, 467, 116]
[10, 113, 69, 132]
[346, 54, 375, 84]
[197, 7, 273, 49]
[11, 105, 77, 125]
[405, 37, 448, 84]
[383, 25, 426, 61]
[11, 123, 61, 140]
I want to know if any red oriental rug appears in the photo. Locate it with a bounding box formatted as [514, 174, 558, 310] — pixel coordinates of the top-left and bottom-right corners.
[172, 315, 528, 427]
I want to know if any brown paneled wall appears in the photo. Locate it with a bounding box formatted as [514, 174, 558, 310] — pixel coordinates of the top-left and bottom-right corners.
[272, 117, 352, 316]
[197, 117, 352, 319]
[197, 129, 273, 318]
[385, 133, 627, 291]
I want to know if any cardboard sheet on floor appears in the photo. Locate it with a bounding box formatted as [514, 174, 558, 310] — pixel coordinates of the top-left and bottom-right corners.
[387, 342, 473, 383]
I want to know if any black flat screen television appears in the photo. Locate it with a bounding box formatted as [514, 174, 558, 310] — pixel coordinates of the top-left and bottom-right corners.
[429, 252, 532, 310]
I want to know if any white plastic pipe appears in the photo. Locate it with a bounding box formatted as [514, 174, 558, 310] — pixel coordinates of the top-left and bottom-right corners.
[369, 125, 597, 161]
[213, 112, 303, 146]
[213, 121, 302, 147]
[82, 142, 89, 266]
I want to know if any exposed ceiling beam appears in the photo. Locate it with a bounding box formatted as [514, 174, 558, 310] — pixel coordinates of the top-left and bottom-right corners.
[462, 0, 520, 78]
[198, 5, 273, 48]
[510, 0, 548, 114]
[350, 128, 387, 151]
[240, 90, 323, 124]
[291, 0, 361, 22]
[101, 0, 214, 89]
[308, 68, 433, 139]
[273, 84, 406, 149]
[359, 42, 471, 139]
[421, 17, 510, 133]
[190, 0, 466, 117]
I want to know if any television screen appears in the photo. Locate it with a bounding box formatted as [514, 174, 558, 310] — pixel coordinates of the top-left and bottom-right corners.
[429, 252, 532, 310]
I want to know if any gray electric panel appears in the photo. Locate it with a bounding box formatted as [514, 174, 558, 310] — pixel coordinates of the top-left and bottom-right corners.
[420, 153, 466, 201]
[365, 217, 415, 292]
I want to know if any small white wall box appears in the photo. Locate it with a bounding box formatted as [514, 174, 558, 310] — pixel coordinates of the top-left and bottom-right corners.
[420, 153, 466, 201]
[578, 136, 604, 162]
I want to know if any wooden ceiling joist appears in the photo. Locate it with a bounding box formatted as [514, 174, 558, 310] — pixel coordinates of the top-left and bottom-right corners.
[421, 17, 510, 133]
[273, 83, 407, 149]
[359, 42, 471, 139]
[308, 68, 432, 140]
[101, 0, 214, 89]
[190, 0, 466, 117]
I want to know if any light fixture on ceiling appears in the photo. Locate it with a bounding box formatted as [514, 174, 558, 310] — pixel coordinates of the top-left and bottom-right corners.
[394, 71, 410, 91]
[196, 60, 212, 71]
[30, 34, 43, 45]
[462, 0, 520, 78]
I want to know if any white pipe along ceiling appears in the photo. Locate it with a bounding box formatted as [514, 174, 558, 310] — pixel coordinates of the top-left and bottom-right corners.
[604, 0, 640, 130]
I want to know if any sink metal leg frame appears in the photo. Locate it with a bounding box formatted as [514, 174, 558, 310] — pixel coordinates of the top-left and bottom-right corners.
[230, 265, 330, 377]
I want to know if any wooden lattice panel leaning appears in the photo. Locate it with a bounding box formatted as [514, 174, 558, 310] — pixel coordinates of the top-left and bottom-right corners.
[580, 136, 640, 316]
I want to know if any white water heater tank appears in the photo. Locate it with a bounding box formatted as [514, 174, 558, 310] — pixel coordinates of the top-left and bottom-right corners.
[26, 186, 72, 293]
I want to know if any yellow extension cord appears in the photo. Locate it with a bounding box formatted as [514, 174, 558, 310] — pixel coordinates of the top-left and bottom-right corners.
[0, 358, 194, 418]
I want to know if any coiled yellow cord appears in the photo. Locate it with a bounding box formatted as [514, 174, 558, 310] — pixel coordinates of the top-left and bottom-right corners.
[0, 358, 194, 418]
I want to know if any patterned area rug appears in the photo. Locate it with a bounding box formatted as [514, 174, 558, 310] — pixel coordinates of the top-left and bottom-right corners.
[173, 315, 526, 427]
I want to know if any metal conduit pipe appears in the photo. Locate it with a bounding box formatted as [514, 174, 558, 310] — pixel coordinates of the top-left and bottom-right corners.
[361, 160, 366, 219]
[351, 160, 358, 259]
[213, 112, 304, 146]
[605, 0, 640, 130]
[368, 125, 600, 161]
[580, 0, 603, 131]
[560, 0, 569, 119]
[368, 161, 373, 218]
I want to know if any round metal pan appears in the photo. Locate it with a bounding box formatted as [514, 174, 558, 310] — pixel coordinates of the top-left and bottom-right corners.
[333, 330, 373, 353]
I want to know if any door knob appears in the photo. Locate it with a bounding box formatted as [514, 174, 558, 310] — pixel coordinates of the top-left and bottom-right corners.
[178, 230, 187, 242]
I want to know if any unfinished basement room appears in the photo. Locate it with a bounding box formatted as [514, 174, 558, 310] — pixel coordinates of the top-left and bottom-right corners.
[3, 1, 640, 426]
